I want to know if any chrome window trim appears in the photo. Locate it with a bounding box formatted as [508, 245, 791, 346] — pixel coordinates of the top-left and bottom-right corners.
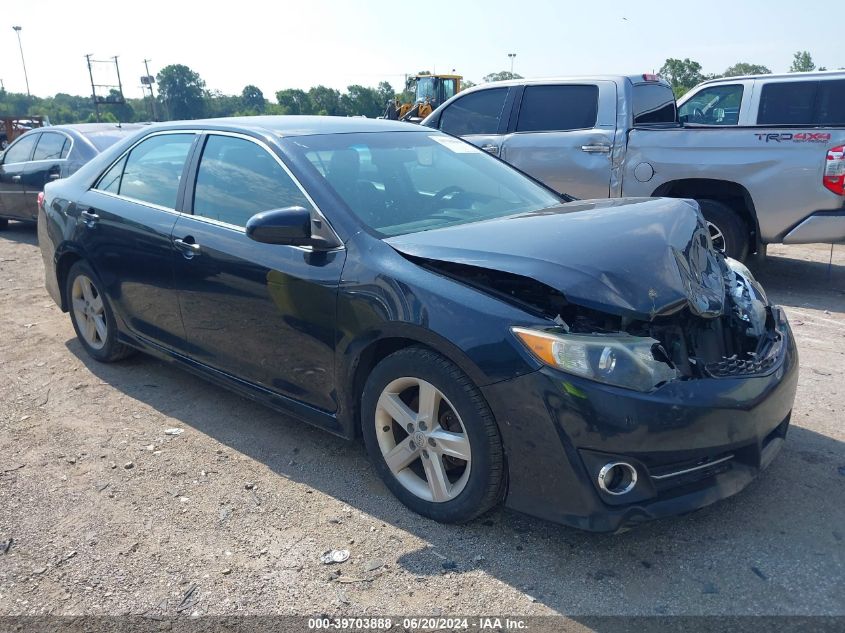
[90, 189, 182, 216]
[195, 130, 340, 244]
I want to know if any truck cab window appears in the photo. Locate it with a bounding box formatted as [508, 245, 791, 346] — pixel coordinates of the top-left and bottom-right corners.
[680, 85, 743, 125]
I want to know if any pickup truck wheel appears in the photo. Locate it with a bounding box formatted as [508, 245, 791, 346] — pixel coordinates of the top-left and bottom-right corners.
[697, 199, 748, 261]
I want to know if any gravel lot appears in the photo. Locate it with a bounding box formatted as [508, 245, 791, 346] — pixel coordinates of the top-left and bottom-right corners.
[0, 222, 843, 620]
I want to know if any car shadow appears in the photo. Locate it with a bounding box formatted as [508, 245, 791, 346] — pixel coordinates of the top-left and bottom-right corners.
[65, 337, 845, 617]
[0, 220, 37, 246]
[751, 250, 845, 314]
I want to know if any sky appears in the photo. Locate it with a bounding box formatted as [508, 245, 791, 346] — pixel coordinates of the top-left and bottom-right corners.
[1, 0, 840, 101]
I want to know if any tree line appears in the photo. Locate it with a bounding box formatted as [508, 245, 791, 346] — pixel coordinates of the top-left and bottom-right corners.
[0, 52, 840, 124]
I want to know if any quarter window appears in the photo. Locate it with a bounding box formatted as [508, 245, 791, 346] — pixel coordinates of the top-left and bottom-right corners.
[633, 84, 678, 124]
[32, 132, 70, 161]
[679, 84, 744, 125]
[117, 134, 195, 209]
[3, 134, 38, 163]
[193, 135, 311, 227]
[758, 81, 816, 125]
[439, 88, 508, 136]
[516, 85, 599, 132]
[97, 155, 127, 194]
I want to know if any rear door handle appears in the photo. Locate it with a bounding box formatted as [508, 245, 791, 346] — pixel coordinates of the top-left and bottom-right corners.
[173, 237, 201, 259]
[481, 144, 500, 155]
[581, 144, 611, 154]
[11, 175, 21, 183]
[48, 173, 61, 181]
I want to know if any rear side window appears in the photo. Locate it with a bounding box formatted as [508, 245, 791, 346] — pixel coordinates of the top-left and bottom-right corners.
[3, 133, 38, 163]
[102, 133, 194, 209]
[439, 88, 508, 136]
[757, 79, 845, 125]
[193, 135, 311, 227]
[633, 84, 678, 124]
[32, 132, 70, 161]
[516, 85, 599, 132]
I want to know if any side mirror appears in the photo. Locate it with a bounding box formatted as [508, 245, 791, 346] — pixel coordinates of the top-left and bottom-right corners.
[246, 206, 313, 246]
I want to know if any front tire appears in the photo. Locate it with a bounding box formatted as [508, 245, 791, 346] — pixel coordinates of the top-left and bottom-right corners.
[66, 260, 135, 363]
[697, 199, 749, 261]
[362, 347, 504, 523]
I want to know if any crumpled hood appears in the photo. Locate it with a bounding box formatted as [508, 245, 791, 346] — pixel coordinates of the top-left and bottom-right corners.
[386, 197, 725, 321]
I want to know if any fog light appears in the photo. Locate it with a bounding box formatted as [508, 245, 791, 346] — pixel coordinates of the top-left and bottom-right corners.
[597, 462, 638, 495]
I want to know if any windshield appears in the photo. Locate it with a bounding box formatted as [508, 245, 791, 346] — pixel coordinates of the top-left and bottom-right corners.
[415, 77, 437, 103]
[284, 131, 562, 237]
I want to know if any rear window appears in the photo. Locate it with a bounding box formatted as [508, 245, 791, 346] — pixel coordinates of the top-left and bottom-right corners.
[84, 131, 135, 152]
[633, 83, 678, 124]
[758, 80, 845, 126]
[516, 85, 598, 132]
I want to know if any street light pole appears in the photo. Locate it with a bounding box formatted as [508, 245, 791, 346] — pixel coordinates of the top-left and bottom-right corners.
[508, 53, 517, 75]
[12, 26, 31, 98]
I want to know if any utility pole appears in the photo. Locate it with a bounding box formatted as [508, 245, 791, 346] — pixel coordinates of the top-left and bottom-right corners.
[143, 59, 158, 121]
[12, 26, 31, 99]
[508, 53, 517, 75]
[85, 54, 100, 122]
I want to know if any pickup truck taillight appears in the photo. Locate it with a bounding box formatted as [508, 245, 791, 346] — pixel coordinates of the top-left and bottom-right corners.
[824, 145, 845, 195]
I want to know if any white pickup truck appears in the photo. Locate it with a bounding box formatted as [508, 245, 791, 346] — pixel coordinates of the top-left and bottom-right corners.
[422, 71, 845, 260]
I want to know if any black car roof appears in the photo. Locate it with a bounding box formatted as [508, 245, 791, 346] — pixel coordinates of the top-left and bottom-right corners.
[149, 115, 424, 137]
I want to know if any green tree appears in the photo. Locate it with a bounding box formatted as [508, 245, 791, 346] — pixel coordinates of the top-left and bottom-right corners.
[275, 88, 312, 115]
[462, 79, 477, 90]
[723, 62, 771, 77]
[482, 71, 523, 83]
[308, 85, 342, 116]
[659, 58, 705, 97]
[376, 81, 395, 106]
[156, 64, 207, 120]
[241, 85, 265, 113]
[340, 85, 384, 117]
[789, 51, 815, 73]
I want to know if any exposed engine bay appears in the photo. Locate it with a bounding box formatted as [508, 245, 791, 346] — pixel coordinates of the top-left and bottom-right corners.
[411, 252, 783, 384]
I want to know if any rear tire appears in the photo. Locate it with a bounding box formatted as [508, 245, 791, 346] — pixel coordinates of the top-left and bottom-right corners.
[66, 260, 136, 363]
[697, 199, 749, 261]
[361, 347, 504, 523]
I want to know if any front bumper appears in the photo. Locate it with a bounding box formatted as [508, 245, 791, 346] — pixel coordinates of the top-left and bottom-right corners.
[482, 307, 798, 532]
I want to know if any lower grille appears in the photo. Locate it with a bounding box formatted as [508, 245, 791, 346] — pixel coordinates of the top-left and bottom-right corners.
[705, 353, 777, 377]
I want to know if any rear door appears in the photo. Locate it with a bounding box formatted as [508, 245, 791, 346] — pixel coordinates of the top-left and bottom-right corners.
[171, 132, 344, 412]
[433, 86, 515, 157]
[500, 82, 616, 198]
[0, 132, 38, 219]
[25, 131, 71, 199]
[75, 131, 197, 349]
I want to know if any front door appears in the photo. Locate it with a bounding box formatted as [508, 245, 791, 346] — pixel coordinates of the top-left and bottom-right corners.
[172, 133, 345, 412]
[0, 132, 38, 219]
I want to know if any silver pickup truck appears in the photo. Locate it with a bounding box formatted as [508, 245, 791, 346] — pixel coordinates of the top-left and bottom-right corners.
[422, 72, 845, 260]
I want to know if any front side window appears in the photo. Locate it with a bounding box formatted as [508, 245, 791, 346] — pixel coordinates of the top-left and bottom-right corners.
[3, 133, 38, 163]
[287, 131, 560, 237]
[32, 132, 70, 161]
[679, 84, 744, 125]
[118, 134, 195, 208]
[516, 85, 599, 132]
[439, 88, 508, 136]
[193, 135, 312, 227]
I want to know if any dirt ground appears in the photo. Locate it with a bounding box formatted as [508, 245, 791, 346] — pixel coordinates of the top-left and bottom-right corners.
[0, 221, 843, 620]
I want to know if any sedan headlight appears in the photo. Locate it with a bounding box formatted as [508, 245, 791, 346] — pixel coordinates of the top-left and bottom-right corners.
[512, 327, 680, 392]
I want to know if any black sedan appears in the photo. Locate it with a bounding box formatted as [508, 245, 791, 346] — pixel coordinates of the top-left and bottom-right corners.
[0, 123, 146, 229]
[38, 116, 798, 531]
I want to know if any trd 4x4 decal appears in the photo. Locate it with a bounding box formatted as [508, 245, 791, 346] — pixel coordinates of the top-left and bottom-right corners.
[754, 132, 832, 143]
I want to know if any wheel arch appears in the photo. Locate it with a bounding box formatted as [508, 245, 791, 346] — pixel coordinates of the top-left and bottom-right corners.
[54, 245, 87, 312]
[651, 178, 761, 252]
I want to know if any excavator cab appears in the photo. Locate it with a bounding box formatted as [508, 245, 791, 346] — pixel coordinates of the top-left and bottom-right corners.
[384, 74, 462, 123]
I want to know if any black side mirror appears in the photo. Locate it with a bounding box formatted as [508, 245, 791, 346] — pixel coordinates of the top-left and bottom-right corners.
[246, 206, 313, 246]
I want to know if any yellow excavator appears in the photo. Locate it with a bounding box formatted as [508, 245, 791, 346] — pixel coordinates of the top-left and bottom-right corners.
[384, 74, 462, 123]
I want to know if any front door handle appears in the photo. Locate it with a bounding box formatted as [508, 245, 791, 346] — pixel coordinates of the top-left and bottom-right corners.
[80, 209, 99, 227]
[581, 143, 612, 154]
[11, 175, 21, 183]
[174, 237, 201, 259]
[481, 144, 499, 155]
[48, 173, 61, 181]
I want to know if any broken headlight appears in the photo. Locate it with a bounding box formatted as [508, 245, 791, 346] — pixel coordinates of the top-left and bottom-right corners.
[724, 258, 768, 338]
[512, 327, 680, 392]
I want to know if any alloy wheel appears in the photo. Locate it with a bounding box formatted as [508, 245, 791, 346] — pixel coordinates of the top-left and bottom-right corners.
[71, 274, 107, 350]
[374, 377, 472, 502]
[707, 220, 726, 253]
